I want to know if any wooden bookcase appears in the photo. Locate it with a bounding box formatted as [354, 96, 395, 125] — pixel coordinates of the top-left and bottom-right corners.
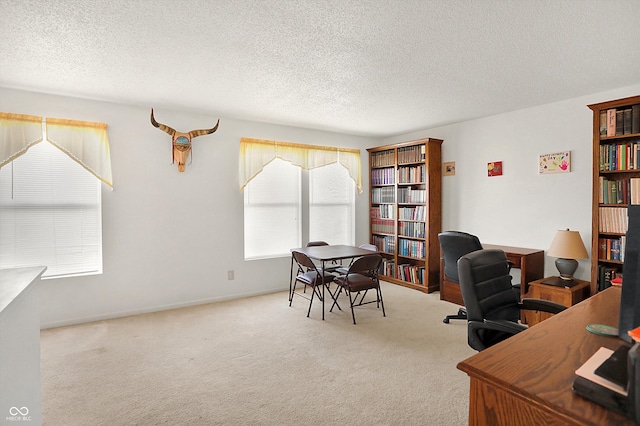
[588, 95, 640, 295]
[367, 138, 442, 293]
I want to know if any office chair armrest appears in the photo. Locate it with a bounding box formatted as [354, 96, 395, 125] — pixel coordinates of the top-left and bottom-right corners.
[468, 319, 526, 337]
[520, 298, 567, 314]
[467, 319, 527, 351]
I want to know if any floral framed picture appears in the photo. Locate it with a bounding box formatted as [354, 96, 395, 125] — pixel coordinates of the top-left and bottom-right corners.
[539, 151, 571, 174]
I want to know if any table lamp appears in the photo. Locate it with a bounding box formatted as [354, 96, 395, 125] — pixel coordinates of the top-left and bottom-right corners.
[547, 229, 589, 281]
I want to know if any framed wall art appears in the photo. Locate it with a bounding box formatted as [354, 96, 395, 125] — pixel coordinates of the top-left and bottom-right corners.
[488, 161, 502, 177]
[539, 151, 571, 174]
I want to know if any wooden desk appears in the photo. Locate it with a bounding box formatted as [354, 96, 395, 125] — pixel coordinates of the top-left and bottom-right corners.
[440, 244, 544, 306]
[290, 245, 379, 320]
[457, 287, 633, 425]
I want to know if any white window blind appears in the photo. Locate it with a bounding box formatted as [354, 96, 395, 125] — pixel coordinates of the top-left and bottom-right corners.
[309, 162, 355, 245]
[0, 141, 102, 278]
[244, 158, 301, 259]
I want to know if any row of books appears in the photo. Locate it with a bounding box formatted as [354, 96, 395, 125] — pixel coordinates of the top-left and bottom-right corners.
[370, 149, 394, 168]
[372, 235, 395, 254]
[398, 206, 426, 221]
[371, 187, 395, 203]
[370, 205, 395, 219]
[600, 105, 640, 137]
[599, 142, 640, 171]
[397, 188, 426, 203]
[599, 206, 629, 234]
[398, 221, 425, 239]
[597, 264, 622, 291]
[599, 176, 640, 204]
[371, 167, 395, 185]
[397, 145, 425, 164]
[396, 264, 425, 284]
[598, 236, 626, 262]
[380, 258, 395, 278]
[371, 218, 395, 234]
[398, 165, 425, 184]
[397, 238, 425, 259]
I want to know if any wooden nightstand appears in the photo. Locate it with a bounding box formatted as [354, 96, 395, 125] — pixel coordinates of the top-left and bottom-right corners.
[524, 277, 591, 326]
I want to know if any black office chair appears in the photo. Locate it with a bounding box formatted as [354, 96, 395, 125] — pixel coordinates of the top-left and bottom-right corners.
[457, 249, 567, 351]
[438, 231, 483, 324]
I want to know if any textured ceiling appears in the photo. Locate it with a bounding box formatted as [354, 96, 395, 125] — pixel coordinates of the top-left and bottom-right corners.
[1, 0, 640, 137]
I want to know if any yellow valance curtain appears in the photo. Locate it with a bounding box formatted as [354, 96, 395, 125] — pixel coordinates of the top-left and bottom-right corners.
[46, 117, 112, 187]
[0, 113, 43, 167]
[239, 138, 362, 193]
[0, 112, 113, 187]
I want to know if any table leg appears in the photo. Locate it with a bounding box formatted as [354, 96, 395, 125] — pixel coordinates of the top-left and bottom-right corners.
[322, 260, 326, 320]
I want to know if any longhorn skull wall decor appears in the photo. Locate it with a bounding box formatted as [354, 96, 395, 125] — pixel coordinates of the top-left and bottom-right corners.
[150, 108, 220, 172]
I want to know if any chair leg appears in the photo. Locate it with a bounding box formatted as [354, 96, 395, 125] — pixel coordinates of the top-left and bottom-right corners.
[347, 289, 357, 325]
[443, 308, 467, 324]
[289, 279, 298, 307]
[377, 285, 386, 317]
[307, 284, 316, 318]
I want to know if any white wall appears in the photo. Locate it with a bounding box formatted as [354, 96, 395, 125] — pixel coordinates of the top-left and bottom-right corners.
[0, 87, 378, 328]
[385, 83, 640, 281]
[4, 83, 640, 327]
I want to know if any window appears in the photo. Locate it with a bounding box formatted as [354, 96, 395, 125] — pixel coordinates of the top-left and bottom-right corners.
[244, 159, 301, 259]
[0, 141, 102, 278]
[240, 138, 360, 260]
[243, 160, 356, 260]
[309, 162, 355, 245]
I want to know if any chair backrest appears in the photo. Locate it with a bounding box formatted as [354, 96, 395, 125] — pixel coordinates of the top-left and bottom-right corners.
[457, 249, 520, 325]
[348, 254, 383, 277]
[292, 250, 317, 271]
[306, 241, 329, 247]
[438, 231, 482, 283]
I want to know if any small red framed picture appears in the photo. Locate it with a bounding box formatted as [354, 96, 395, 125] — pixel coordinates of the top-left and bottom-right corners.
[488, 161, 502, 177]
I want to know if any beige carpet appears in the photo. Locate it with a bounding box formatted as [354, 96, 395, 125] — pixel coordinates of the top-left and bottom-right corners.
[40, 282, 476, 425]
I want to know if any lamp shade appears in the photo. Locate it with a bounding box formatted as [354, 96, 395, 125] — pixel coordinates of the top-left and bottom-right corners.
[547, 229, 589, 259]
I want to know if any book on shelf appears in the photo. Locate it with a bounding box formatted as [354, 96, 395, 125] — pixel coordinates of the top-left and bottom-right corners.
[600, 110, 608, 137]
[624, 108, 633, 135]
[598, 264, 621, 291]
[633, 104, 640, 134]
[607, 109, 617, 136]
[616, 110, 624, 136]
[599, 206, 629, 234]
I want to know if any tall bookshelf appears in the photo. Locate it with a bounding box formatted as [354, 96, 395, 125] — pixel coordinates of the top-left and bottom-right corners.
[367, 138, 442, 293]
[588, 95, 640, 295]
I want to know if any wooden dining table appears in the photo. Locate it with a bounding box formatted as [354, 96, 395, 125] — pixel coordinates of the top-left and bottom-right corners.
[290, 244, 380, 320]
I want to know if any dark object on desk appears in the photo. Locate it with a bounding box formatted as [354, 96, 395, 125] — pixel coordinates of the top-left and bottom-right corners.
[330, 254, 385, 325]
[457, 249, 567, 351]
[619, 205, 640, 343]
[573, 343, 640, 422]
[573, 375, 629, 417]
[541, 275, 580, 288]
[595, 343, 632, 388]
[437, 231, 483, 324]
